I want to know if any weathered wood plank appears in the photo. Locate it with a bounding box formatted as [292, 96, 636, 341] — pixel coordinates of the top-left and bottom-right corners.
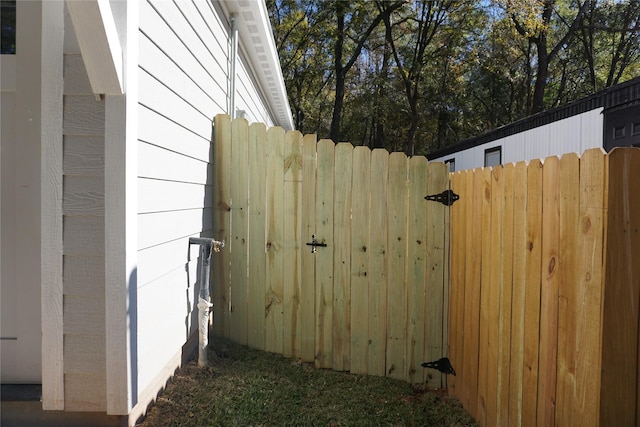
[555, 153, 580, 426]
[600, 148, 639, 425]
[315, 139, 334, 368]
[212, 114, 231, 337]
[463, 168, 482, 416]
[230, 118, 249, 345]
[333, 143, 353, 371]
[508, 161, 528, 427]
[476, 167, 492, 424]
[522, 158, 543, 426]
[538, 155, 560, 427]
[497, 164, 514, 426]
[425, 161, 447, 387]
[350, 146, 371, 374]
[572, 149, 606, 426]
[386, 152, 408, 380]
[406, 156, 427, 383]
[448, 170, 467, 399]
[367, 149, 388, 377]
[265, 126, 285, 354]
[248, 122, 267, 351]
[485, 166, 503, 427]
[283, 130, 303, 358]
[299, 133, 317, 362]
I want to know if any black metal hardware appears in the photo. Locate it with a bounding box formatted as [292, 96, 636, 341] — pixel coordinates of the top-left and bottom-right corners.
[425, 189, 459, 206]
[421, 357, 456, 376]
[306, 234, 327, 253]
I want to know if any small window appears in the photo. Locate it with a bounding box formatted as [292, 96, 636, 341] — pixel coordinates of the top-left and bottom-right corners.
[444, 158, 455, 172]
[614, 125, 626, 139]
[484, 146, 501, 167]
[1, 0, 16, 54]
[632, 122, 640, 136]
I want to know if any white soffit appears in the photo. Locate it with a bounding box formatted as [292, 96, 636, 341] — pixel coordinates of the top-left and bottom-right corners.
[221, 0, 294, 130]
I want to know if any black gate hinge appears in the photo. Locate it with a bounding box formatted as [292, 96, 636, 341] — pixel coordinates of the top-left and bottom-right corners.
[425, 189, 459, 206]
[421, 357, 456, 376]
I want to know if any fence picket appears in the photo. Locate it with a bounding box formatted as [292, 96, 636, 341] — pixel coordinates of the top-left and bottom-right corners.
[407, 156, 428, 383]
[265, 126, 285, 355]
[230, 118, 249, 345]
[574, 148, 605, 426]
[315, 140, 334, 369]
[600, 148, 640, 425]
[386, 152, 408, 380]
[448, 170, 467, 399]
[522, 158, 542, 426]
[508, 161, 527, 427]
[247, 122, 267, 350]
[425, 161, 448, 387]
[538, 155, 560, 427]
[283, 131, 303, 358]
[333, 143, 353, 371]
[556, 153, 581, 426]
[300, 134, 317, 362]
[497, 164, 514, 426]
[350, 147, 371, 374]
[212, 114, 231, 338]
[368, 149, 389, 377]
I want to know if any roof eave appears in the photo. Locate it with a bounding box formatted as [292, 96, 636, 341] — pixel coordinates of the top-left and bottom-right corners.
[221, 0, 294, 131]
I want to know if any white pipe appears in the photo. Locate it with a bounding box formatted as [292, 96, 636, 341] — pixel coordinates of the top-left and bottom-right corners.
[229, 12, 238, 118]
[188, 237, 225, 367]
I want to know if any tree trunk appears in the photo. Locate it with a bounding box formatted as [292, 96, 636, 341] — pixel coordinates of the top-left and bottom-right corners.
[330, 4, 345, 142]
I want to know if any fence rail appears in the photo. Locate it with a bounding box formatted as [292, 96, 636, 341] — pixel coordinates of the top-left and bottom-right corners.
[211, 115, 450, 385]
[448, 148, 640, 426]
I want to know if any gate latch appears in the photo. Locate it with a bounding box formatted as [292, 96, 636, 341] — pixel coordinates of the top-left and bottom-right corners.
[306, 234, 327, 253]
[425, 189, 459, 206]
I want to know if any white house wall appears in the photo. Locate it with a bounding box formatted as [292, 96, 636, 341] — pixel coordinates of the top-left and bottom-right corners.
[431, 108, 604, 170]
[134, 0, 284, 399]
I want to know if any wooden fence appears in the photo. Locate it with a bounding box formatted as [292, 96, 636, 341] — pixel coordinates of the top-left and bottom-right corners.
[447, 148, 640, 426]
[211, 115, 451, 386]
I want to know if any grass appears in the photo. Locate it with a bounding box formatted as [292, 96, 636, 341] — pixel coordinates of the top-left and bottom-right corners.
[139, 337, 478, 427]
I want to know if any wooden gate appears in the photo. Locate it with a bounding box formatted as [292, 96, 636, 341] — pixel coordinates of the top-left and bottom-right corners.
[211, 115, 451, 386]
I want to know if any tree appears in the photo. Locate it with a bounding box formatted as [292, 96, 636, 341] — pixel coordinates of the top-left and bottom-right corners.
[499, 0, 593, 113]
[329, 1, 404, 142]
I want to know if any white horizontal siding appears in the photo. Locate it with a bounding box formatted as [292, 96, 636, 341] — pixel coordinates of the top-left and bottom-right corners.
[138, 142, 212, 184]
[136, 263, 199, 391]
[133, 0, 286, 400]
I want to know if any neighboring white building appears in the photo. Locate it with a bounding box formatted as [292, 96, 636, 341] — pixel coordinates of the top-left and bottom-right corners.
[428, 77, 640, 170]
[0, 0, 292, 424]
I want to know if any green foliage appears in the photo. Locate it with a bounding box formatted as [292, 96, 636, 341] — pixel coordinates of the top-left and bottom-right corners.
[268, 0, 640, 152]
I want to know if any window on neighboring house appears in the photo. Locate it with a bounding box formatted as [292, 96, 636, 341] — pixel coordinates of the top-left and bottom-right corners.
[484, 146, 501, 167]
[445, 158, 455, 172]
[1, 0, 16, 54]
